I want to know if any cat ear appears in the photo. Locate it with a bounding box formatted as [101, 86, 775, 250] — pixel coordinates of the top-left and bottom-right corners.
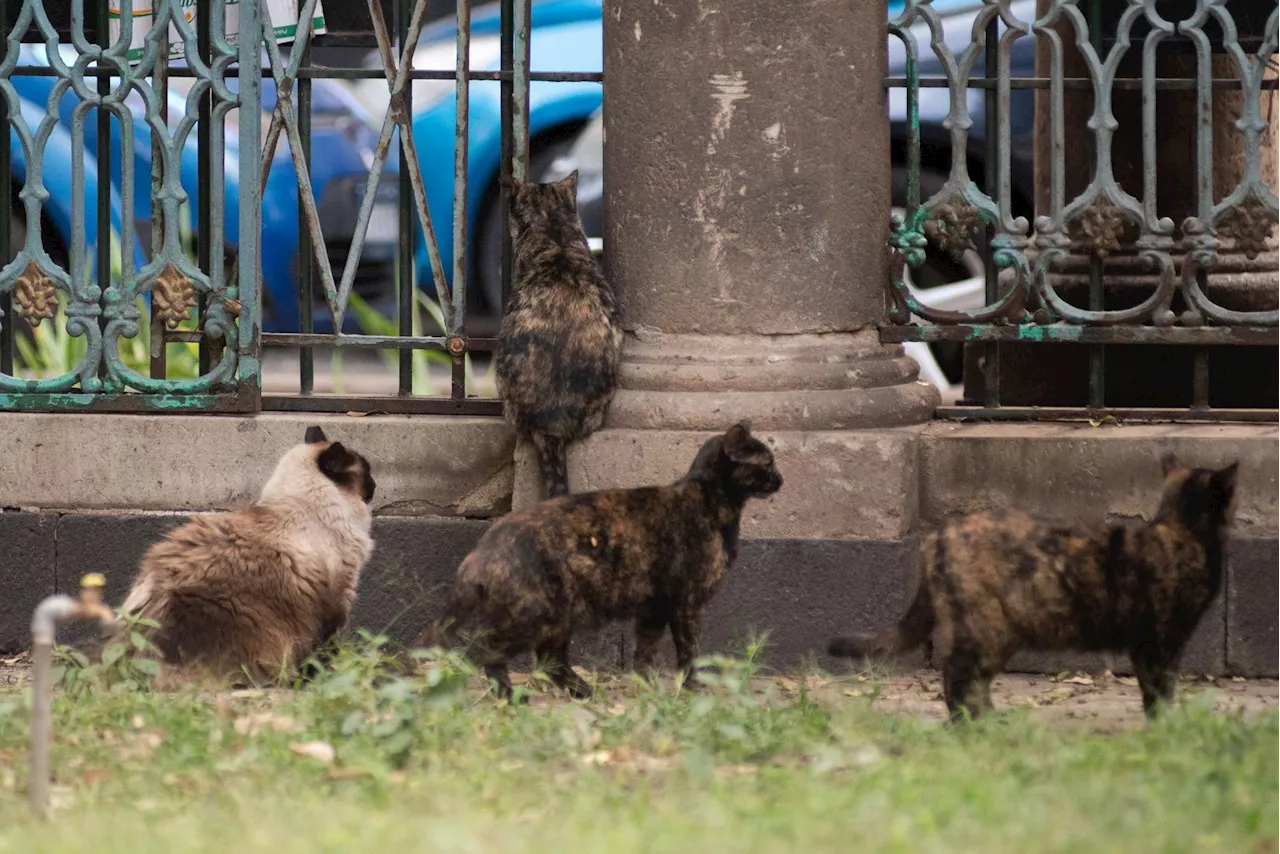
[305, 425, 328, 445]
[317, 442, 353, 478]
[1211, 461, 1239, 496]
[1160, 452, 1179, 476]
[722, 421, 753, 462]
[557, 169, 579, 196]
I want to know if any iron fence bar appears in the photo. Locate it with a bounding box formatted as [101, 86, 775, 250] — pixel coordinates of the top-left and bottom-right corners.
[0, 0, 10, 378]
[262, 394, 503, 416]
[237, 0, 264, 399]
[195, 0, 214, 377]
[96, 0, 111, 384]
[884, 76, 1279, 90]
[5, 66, 606, 83]
[298, 39, 315, 395]
[363, 0, 453, 329]
[263, 332, 498, 349]
[452, 0, 471, 400]
[149, 41, 169, 380]
[1084, 0, 1105, 411]
[981, 14, 999, 409]
[935, 406, 1277, 424]
[499, 0, 514, 314]
[397, 0, 413, 395]
[879, 325, 1277, 346]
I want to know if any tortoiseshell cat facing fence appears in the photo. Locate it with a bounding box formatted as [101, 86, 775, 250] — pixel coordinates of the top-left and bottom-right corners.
[829, 454, 1239, 721]
[495, 170, 622, 498]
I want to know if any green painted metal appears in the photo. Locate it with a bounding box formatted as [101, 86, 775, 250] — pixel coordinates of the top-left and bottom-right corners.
[0, 0, 260, 411]
[886, 0, 1279, 419]
[2, 0, 575, 414]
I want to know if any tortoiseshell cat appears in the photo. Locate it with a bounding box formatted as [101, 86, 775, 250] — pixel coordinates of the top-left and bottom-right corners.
[829, 454, 1239, 721]
[424, 423, 783, 700]
[495, 170, 622, 498]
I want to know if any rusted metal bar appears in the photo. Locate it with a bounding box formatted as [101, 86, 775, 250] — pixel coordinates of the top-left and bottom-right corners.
[880, 325, 1277, 346]
[262, 394, 503, 416]
[262, 332, 497, 349]
[29, 574, 118, 819]
[0, 0, 11, 378]
[935, 406, 1277, 424]
[498, 0, 515, 313]
[9, 65, 606, 83]
[452, 0, 472, 400]
[149, 40, 170, 380]
[397, 0, 414, 395]
[884, 76, 1279, 91]
[453, 0, 471, 335]
[364, 0, 453, 329]
[981, 13, 1000, 409]
[196, 0, 214, 377]
[95, 0, 112, 383]
[298, 40, 315, 395]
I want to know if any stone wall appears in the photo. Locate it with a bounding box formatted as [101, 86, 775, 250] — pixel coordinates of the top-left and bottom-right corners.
[1, 413, 1273, 677]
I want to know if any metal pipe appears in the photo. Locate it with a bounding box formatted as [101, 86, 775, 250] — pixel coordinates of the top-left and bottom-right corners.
[29, 574, 118, 819]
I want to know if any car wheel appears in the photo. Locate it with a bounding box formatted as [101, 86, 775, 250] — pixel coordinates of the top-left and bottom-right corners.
[474, 128, 584, 319]
[889, 166, 986, 394]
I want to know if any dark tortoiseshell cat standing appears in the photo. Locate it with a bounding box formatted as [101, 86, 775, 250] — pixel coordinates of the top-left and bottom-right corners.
[495, 170, 622, 498]
[427, 423, 783, 699]
[829, 454, 1239, 721]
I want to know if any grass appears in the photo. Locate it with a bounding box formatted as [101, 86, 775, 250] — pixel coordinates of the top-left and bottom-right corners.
[0, 634, 1275, 854]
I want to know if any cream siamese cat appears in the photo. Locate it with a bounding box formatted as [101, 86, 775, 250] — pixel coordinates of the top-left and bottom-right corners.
[118, 426, 376, 683]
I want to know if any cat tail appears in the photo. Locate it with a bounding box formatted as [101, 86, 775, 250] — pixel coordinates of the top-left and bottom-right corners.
[531, 432, 570, 498]
[827, 579, 934, 660]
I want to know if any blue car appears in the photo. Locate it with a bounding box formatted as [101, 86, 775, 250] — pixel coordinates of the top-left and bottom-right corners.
[349, 0, 603, 319]
[8, 44, 398, 335]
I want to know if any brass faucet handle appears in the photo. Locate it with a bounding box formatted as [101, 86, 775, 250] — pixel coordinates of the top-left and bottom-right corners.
[79, 573, 106, 608]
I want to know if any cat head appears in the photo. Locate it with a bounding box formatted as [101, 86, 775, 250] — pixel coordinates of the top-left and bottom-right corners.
[260, 426, 377, 507]
[503, 170, 580, 238]
[1156, 453, 1239, 534]
[686, 422, 784, 500]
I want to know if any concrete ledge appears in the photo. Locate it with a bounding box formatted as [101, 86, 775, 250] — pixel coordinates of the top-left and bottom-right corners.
[0, 413, 515, 518]
[517, 427, 923, 541]
[921, 422, 1278, 536]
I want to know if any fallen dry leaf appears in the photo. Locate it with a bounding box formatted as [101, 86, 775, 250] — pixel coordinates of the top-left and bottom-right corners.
[234, 713, 299, 737]
[1063, 675, 1095, 686]
[1046, 687, 1073, 704]
[81, 768, 113, 786]
[131, 715, 146, 730]
[138, 732, 163, 751]
[290, 741, 336, 764]
[777, 677, 800, 693]
[843, 688, 864, 698]
[346, 411, 369, 417]
[325, 768, 373, 781]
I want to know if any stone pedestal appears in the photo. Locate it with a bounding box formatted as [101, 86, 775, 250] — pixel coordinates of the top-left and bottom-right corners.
[513, 0, 936, 668]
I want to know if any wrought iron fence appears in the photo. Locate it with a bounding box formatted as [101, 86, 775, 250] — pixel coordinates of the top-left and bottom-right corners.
[884, 0, 1279, 421]
[0, 0, 601, 414]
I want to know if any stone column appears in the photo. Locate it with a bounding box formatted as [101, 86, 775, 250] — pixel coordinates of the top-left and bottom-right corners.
[512, 0, 937, 667]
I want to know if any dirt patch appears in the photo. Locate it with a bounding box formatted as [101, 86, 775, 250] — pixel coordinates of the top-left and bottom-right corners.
[794, 670, 1279, 734]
